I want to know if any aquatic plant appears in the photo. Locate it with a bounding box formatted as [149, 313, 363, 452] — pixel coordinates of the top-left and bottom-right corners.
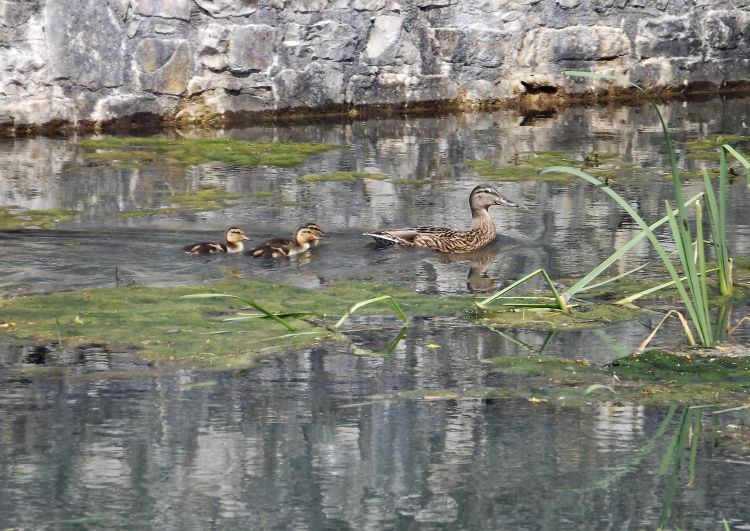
[539, 71, 745, 347]
[77, 137, 339, 168]
[333, 295, 408, 329]
[299, 171, 386, 182]
[0, 206, 79, 230]
[475, 268, 570, 313]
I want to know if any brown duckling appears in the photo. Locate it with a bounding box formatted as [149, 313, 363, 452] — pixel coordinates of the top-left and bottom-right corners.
[247, 223, 323, 258]
[363, 185, 517, 253]
[183, 227, 250, 255]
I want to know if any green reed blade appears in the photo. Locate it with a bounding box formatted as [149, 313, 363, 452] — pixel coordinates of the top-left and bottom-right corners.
[566, 192, 704, 298]
[543, 166, 704, 341]
[696, 201, 712, 342]
[334, 295, 408, 329]
[180, 293, 296, 331]
[704, 151, 733, 295]
[477, 268, 569, 312]
[665, 204, 711, 345]
[616, 268, 718, 305]
[722, 143, 750, 185]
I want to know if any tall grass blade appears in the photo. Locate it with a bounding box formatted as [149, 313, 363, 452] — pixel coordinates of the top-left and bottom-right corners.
[616, 267, 718, 305]
[665, 204, 711, 345]
[180, 293, 296, 331]
[722, 143, 750, 185]
[542, 165, 705, 343]
[477, 268, 569, 312]
[704, 153, 733, 295]
[334, 295, 408, 329]
[567, 193, 703, 298]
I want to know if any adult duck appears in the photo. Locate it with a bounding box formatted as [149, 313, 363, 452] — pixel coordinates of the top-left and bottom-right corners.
[364, 185, 517, 253]
[183, 227, 250, 255]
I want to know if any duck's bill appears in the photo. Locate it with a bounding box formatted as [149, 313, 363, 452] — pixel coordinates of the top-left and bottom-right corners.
[497, 194, 518, 207]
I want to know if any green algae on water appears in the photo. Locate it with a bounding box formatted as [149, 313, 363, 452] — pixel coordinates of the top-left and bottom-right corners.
[0, 206, 78, 230]
[77, 137, 340, 168]
[0, 280, 472, 365]
[117, 188, 242, 218]
[609, 350, 750, 383]
[299, 171, 386, 182]
[466, 151, 624, 183]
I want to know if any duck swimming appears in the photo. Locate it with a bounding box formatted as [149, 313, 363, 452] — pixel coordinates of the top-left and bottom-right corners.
[364, 185, 517, 253]
[247, 223, 323, 258]
[183, 227, 250, 255]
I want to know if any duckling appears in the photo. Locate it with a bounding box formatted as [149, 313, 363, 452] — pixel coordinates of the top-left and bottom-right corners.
[183, 227, 250, 255]
[247, 223, 323, 258]
[364, 185, 517, 253]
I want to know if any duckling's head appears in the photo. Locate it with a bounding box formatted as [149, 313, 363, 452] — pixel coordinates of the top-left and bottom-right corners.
[294, 225, 323, 246]
[225, 227, 250, 244]
[470, 185, 518, 211]
[303, 222, 324, 237]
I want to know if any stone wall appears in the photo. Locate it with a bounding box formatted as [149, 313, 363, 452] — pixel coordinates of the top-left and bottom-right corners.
[1, 0, 749, 133]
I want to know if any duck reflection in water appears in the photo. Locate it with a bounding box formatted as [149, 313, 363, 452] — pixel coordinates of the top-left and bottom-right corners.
[436, 245, 501, 293]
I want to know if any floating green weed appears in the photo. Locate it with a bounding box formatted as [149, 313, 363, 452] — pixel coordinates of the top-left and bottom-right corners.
[77, 137, 339, 168]
[117, 188, 241, 218]
[299, 171, 386, 182]
[609, 350, 750, 383]
[687, 135, 750, 161]
[0, 280, 469, 365]
[0, 206, 78, 230]
[170, 188, 242, 209]
[390, 178, 430, 185]
[117, 207, 179, 219]
[466, 151, 623, 183]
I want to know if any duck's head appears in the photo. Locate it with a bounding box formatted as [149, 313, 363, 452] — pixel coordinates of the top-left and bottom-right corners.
[225, 227, 250, 243]
[294, 225, 323, 246]
[470, 185, 518, 211]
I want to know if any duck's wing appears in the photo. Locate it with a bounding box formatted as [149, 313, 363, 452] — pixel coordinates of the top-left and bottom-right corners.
[247, 238, 292, 258]
[363, 226, 452, 246]
[183, 242, 227, 255]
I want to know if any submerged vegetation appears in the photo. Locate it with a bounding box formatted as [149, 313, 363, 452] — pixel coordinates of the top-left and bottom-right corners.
[78, 137, 340, 168]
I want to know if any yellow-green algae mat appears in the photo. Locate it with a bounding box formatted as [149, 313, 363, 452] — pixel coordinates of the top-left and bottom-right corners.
[0, 281, 471, 367]
[77, 137, 340, 168]
[2, 280, 749, 406]
[0, 280, 642, 365]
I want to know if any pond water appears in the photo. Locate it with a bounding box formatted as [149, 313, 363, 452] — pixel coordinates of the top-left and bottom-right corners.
[1, 98, 750, 529]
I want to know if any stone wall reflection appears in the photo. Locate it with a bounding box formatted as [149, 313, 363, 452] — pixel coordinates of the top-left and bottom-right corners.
[1, 325, 744, 529]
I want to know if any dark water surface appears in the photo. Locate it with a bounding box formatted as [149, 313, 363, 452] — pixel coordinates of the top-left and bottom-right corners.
[2, 99, 750, 529]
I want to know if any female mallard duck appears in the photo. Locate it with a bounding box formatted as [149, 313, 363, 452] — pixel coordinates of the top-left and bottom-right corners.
[364, 185, 517, 253]
[183, 227, 250, 255]
[247, 223, 324, 258]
